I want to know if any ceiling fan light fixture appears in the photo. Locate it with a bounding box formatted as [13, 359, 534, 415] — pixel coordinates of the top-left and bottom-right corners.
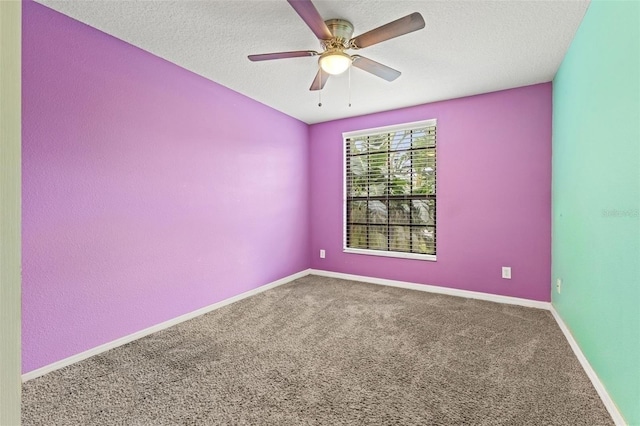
[319, 50, 351, 75]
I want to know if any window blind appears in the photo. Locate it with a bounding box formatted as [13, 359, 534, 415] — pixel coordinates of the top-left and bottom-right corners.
[345, 120, 436, 257]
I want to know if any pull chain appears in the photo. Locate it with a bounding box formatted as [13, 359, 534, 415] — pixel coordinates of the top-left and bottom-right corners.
[318, 64, 322, 107]
[348, 64, 352, 107]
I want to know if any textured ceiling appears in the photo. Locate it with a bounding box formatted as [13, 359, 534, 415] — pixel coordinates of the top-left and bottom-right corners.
[35, 0, 589, 124]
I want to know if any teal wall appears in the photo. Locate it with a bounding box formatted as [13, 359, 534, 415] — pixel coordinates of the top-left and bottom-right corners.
[553, 1, 640, 424]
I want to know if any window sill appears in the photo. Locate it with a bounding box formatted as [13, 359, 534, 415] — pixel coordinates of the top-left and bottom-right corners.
[343, 248, 436, 262]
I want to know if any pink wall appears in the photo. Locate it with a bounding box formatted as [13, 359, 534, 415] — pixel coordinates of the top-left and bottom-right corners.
[22, 2, 309, 373]
[309, 84, 552, 301]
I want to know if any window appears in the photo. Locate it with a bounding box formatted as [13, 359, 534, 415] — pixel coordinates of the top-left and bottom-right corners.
[344, 119, 437, 261]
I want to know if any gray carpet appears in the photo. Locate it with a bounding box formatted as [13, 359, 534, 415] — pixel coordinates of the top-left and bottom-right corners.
[23, 276, 613, 425]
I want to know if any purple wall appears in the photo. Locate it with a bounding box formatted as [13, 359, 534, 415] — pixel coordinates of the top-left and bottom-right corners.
[22, 0, 553, 375]
[22, 2, 309, 373]
[309, 84, 552, 301]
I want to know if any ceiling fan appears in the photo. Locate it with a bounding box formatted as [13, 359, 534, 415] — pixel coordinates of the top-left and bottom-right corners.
[248, 0, 425, 91]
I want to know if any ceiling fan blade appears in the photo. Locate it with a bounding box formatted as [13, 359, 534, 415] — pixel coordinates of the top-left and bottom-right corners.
[248, 50, 318, 61]
[309, 68, 330, 91]
[350, 12, 425, 49]
[351, 55, 401, 82]
[287, 0, 332, 40]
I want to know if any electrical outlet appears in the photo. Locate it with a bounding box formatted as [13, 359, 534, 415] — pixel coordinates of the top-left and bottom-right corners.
[320, 249, 326, 259]
[502, 267, 512, 279]
[556, 278, 562, 294]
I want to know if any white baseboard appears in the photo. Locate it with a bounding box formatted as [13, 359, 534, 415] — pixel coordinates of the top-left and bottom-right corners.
[549, 306, 626, 426]
[22, 269, 311, 382]
[309, 269, 551, 310]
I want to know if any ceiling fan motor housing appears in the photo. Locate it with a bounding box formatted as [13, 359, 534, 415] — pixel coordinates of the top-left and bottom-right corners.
[324, 19, 354, 46]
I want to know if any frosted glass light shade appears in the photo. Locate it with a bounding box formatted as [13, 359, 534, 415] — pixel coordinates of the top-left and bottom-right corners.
[319, 51, 351, 75]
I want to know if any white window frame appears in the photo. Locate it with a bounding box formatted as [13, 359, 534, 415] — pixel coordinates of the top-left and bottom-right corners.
[342, 119, 437, 261]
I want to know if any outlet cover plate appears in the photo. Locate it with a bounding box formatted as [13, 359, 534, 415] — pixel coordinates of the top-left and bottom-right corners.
[502, 267, 512, 279]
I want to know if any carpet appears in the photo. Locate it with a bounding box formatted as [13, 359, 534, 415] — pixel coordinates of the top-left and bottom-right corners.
[22, 275, 613, 425]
